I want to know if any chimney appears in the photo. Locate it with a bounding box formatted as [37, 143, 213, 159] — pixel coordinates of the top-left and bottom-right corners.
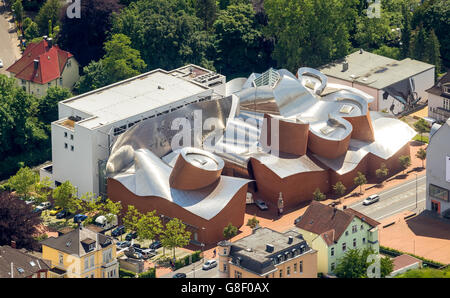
[342, 61, 349, 72]
[47, 37, 53, 48]
[287, 236, 293, 244]
[33, 59, 39, 70]
[266, 244, 274, 253]
[10, 241, 16, 249]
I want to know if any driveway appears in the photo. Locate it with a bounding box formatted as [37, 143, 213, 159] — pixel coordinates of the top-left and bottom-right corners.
[0, 0, 21, 75]
[160, 258, 220, 278]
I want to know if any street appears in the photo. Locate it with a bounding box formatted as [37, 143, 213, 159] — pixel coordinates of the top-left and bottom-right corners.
[0, 0, 21, 75]
[160, 258, 220, 278]
[349, 174, 426, 221]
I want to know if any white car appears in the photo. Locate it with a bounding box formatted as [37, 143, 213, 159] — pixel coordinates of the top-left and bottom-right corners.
[255, 200, 268, 211]
[36, 201, 52, 211]
[362, 194, 380, 206]
[0, 59, 3, 68]
[202, 260, 217, 270]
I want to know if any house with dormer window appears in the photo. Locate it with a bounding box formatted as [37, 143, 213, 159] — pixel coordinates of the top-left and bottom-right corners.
[427, 73, 450, 122]
[6, 37, 79, 97]
[295, 201, 380, 275]
[40, 226, 118, 278]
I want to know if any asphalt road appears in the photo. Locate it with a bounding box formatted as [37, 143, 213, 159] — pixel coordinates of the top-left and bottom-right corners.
[0, 1, 20, 75]
[161, 259, 220, 278]
[348, 174, 427, 221]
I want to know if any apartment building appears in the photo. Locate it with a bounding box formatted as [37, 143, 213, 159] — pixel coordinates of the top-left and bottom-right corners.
[295, 201, 380, 275]
[218, 227, 317, 278]
[41, 226, 118, 278]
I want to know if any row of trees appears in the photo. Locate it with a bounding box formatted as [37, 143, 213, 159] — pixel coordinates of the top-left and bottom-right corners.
[122, 205, 191, 259]
[313, 152, 424, 200]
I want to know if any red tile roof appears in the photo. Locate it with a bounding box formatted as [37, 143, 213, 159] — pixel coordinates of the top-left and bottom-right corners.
[295, 201, 380, 246]
[7, 39, 74, 85]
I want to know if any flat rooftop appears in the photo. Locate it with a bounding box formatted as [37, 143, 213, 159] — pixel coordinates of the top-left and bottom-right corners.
[60, 69, 210, 129]
[319, 50, 434, 89]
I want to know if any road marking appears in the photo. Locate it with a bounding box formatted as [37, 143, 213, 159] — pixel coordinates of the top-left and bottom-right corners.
[375, 198, 426, 220]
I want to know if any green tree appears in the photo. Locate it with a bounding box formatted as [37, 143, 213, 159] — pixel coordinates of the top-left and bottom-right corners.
[354, 171, 367, 194]
[425, 30, 441, 74]
[375, 163, 389, 183]
[413, 118, 431, 142]
[399, 155, 411, 174]
[24, 21, 39, 41]
[38, 86, 72, 124]
[400, 3, 411, 59]
[313, 188, 326, 201]
[411, 24, 427, 61]
[8, 167, 39, 199]
[12, 0, 24, 28]
[52, 181, 78, 215]
[160, 218, 191, 260]
[246, 216, 259, 229]
[195, 0, 217, 30]
[372, 45, 401, 60]
[264, 0, 352, 71]
[136, 210, 163, 242]
[122, 205, 143, 235]
[33, 176, 52, 203]
[335, 248, 394, 278]
[332, 181, 346, 197]
[101, 34, 147, 84]
[75, 61, 111, 94]
[35, 0, 61, 35]
[223, 222, 238, 240]
[415, 147, 427, 168]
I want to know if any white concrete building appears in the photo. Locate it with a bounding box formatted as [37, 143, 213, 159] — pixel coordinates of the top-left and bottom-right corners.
[40, 65, 225, 196]
[427, 72, 450, 122]
[319, 50, 435, 116]
[426, 118, 450, 217]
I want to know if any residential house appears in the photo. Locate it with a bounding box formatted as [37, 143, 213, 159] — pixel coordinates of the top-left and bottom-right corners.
[295, 201, 380, 275]
[6, 37, 79, 97]
[426, 118, 450, 217]
[319, 50, 435, 116]
[41, 225, 118, 278]
[218, 227, 318, 278]
[0, 244, 51, 278]
[427, 72, 450, 122]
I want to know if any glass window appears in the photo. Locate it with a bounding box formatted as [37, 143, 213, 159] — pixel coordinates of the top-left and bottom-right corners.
[279, 269, 283, 278]
[331, 247, 334, 256]
[235, 271, 242, 278]
[363, 238, 366, 244]
[64, 132, 67, 138]
[345, 231, 349, 236]
[331, 262, 335, 271]
[352, 225, 357, 233]
[84, 257, 89, 270]
[287, 266, 290, 276]
[342, 242, 347, 252]
[64, 143, 68, 149]
[429, 184, 449, 202]
[294, 263, 297, 273]
[299, 261, 303, 273]
[59, 254, 63, 265]
[353, 238, 357, 247]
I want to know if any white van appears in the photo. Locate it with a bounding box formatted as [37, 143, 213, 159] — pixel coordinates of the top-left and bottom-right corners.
[94, 214, 118, 231]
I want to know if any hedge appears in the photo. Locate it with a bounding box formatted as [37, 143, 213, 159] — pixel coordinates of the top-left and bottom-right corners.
[119, 268, 136, 278]
[380, 246, 444, 268]
[174, 250, 202, 270]
[138, 268, 156, 278]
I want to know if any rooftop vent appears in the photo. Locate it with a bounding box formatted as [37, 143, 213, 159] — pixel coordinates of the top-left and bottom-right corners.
[342, 61, 349, 72]
[29, 261, 36, 267]
[288, 236, 294, 244]
[17, 267, 25, 274]
[157, 85, 164, 90]
[320, 126, 336, 135]
[266, 244, 274, 253]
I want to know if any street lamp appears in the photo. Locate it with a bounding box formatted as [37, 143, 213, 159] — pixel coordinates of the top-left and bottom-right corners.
[414, 173, 418, 210]
[161, 214, 165, 256]
[201, 227, 206, 263]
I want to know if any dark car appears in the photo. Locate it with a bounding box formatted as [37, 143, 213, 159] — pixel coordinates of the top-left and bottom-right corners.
[132, 243, 141, 249]
[125, 231, 138, 241]
[56, 210, 70, 219]
[173, 273, 187, 278]
[32, 208, 42, 214]
[73, 214, 88, 223]
[111, 226, 126, 237]
[116, 241, 131, 249]
[149, 241, 162, 250]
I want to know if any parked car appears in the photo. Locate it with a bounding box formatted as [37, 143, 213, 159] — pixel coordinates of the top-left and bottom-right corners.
[73, 214, 88, 223]
[32, 208, 42, 214]
[94, 214, 118, 231]
[116, 241, 131, 249]
[25, 199, 36, 206]
[173, 273, 187, 278]
[149, 240, 161, 250]
[202, 260, 217, 270]
[125, 231, 138, 241]
[49, 206, 63, 216]
[56, 210, 70, 219]
[255, 200, 268, 211]
[0, 59, 3, 68]
[132, 243, 141, 249]
[362, 194, 380, 206]
[139, 248, 156, 259]
[36, 201, 52, 211]
[111, 226, 126, 237]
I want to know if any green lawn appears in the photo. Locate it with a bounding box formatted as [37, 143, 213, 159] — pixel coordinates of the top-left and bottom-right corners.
[395, 267, 450, 278]
[412, 134, 429, 144]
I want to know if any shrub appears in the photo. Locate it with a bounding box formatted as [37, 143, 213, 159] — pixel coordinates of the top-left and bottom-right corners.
[119, 268, 136, 278]
[138, 268, 156, 278]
